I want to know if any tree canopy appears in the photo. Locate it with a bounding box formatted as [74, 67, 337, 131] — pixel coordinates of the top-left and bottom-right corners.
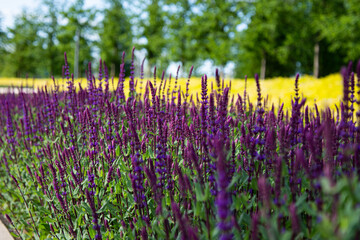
[0, 0, 358, 79]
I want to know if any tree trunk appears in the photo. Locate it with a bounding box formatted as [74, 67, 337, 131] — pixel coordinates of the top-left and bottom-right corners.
[260, 55, 266, 80]
[74, 28, 80, 79]
[313, 42, 319, 78]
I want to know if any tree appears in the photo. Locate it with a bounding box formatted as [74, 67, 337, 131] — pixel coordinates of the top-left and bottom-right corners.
[58, 0, 96, 78]
[2, 11, 44, 77]
[193, 0, 242, 76]
[99, 0, 133, 77]
[316, 0, 359, 63]
[236, 0, 307, 79]
[0, 13, 9, 75]
[139, 0, 168, 69]
[164, 0, 198, 70]
[304, 0, 345, 78]
[40, 0, 63, 77]
[235, 0, 344, 79]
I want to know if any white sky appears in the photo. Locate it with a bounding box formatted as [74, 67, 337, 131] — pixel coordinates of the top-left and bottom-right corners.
[1, 0, 103, 28]
[1, 0, 36, 28]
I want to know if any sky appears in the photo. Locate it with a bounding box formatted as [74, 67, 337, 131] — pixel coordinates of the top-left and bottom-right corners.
[1, 0, 102, 28]
[1, 0, 35, 28]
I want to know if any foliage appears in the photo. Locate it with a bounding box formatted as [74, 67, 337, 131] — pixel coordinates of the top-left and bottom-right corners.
[0, 14, 8, 69]
[138, 0, 168, 69]
[98, 0, 133, 77]
[317, 0, 360, 61]
[163, 0, 198, 70]
[1, 12, 44, 78]
[40, 0, 64, 77]
[235, 0, 347, 78]
[193, 0, 241, 69]
[0, 0, 359, 79]
[57, 0, 96, 78]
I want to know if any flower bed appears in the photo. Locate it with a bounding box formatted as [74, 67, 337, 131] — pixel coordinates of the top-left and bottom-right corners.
[1, 50, 360, 239]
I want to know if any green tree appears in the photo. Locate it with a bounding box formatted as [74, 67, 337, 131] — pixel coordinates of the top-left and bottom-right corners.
[40, 0, 63, 77]
[99, 0, 133, 77]
[0, 14, 9, 75]
[193, 0, 242, 76]
[139, 0, 168, 69]
[235, 0, 346, 79]
[164, 0, 198, 70]
[306, 0, 346, 78]
[235, 0, 308, 79]
[58, 0, 96, 78]
[316, 0, 359, 63]
[2, 11, 44, 77]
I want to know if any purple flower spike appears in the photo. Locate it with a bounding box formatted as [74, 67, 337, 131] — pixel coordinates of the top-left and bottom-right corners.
[213, 136, 233, 239]
[289, 203, 300, 235]
[250, 212, 259, 240]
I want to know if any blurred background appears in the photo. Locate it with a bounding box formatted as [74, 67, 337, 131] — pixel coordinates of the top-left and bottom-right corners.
[0, 0, 359, 79]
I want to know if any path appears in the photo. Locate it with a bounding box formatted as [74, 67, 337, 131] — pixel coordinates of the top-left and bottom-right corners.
[0, 218, 14, 240]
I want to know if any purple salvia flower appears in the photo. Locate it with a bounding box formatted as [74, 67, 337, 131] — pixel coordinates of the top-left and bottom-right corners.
[5, 214, 13, 225]
[186, 142, 203, 185]
[258, 176, 270, 211]
[56, 192, 68, 213]
[151, 66, 156, 89]
[64, 52, 70, 81]
[5, 101, 15, 146]
[85, 189, 102, 239]
[87, 170, 96, 196]
[26, 165, 33, 179]
[5, 214, 22, 238]
[144, 164, 156, 191]
[106, 166, 114, 184]
[213, 136, 233, 239]
[22, 96, 32, 141]
[289, 203, 300, 235]
[116, 168, 121, 179]
[129, 47, 136, 101]
[55, 160, 67, 195]
[10, 175, 19, 188]
[155, 110, 168, 191]
[274, 156, 282, 206]
[129, 152, 148, 221]
[139, 57, 146, 98]
[104, 61, 110, 99]
[184, 66, 194, 111]
[250, 212, 259, 240]
[141, 226, 148, 240]
[2, 155, 10, 174]
[171, 201, 199, 240]
[209, 93, 216, 134]
[200, 75, 210, 177]
[71, 170, 81, 186]
[215, 68, 221, 94]
[254, 74, 266, 172]
[117, 51, 126, 104]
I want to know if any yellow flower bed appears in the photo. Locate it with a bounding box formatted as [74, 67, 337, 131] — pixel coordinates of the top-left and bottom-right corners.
[0, 74, 351, 110]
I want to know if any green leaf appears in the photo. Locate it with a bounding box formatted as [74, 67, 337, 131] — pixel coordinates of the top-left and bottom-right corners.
[89, 226, 96, 239]
[116, 146, 121, 157]
[194, 182, 206, 202]
[81, 201, 93, 215]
